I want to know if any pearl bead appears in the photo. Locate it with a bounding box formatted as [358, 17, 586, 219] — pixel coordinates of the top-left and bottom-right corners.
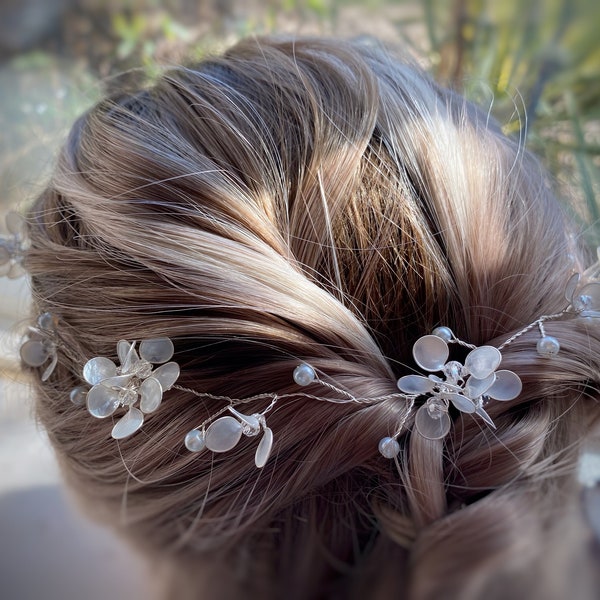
[378, 436, 400, 458]
[293, 363, 316, 386]
[432, 326, 453, 342]
[536, 336, 560, 357]
[185, 429, 206, 452]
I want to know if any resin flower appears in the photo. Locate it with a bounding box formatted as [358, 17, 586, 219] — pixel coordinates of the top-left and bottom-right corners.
[397, 330, 522, 440]
[0, 210, 28, 279]
[185, 406, 274, 468]
[565, 256, 600, 319]
[20, 312, 59, 381]
[82, 338, 180, 439]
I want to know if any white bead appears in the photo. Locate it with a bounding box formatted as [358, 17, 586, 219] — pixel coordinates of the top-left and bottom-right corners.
[432, 326, 453, 342]
[185, 429, 206, 452]
[536, 336, 560, 357]
[293, 363, 316, 386]
[378, 437, 400, 458]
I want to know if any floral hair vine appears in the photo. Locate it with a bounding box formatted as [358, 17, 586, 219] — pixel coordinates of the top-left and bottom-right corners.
[4, 200, 599, 469]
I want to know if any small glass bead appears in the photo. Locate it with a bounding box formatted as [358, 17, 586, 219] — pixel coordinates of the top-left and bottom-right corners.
[536, 335, 560, 357]
[378, 436, 400, 459]
[293, 363, 316, 386]
[432, 326, 453, 342]
[185, 429, 206, 452]
[69, 386, 88, 406]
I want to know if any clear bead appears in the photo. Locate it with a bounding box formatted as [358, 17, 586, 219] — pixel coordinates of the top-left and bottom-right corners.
[69, 386, 88, 406]
[443, 360, 464, 382]
[536, 335, 560, 357]
[293, 363, 316, 386]
[378, 437, 400, 458]
[185, 429, 206, 453]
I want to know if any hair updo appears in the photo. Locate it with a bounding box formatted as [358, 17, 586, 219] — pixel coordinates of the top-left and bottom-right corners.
[26, 36, 600, 600]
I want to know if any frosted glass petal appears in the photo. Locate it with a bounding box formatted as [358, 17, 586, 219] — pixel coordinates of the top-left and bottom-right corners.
[41, 351, 58, 381]
[118, 340, 139, 373]
[87, 384, 120, 418]
[486, 370, 522, 401]
[464, 373, 496, 399]
[413, 335, 449, 372]
[83, 357, 117, 385]
[255, 427, 274, 468]
[414, 405, 451, 440]
[111, 408, 144, 439]
[139, 338, 174, 364]
[6, 211, 25, 235]
[205, 416, 243, 452]
[446, 393, 476, 414]
[397, 375, 435, 395]
[464, 346, 501, 379]
[152, 362, 180, 390]
[20, 340, 49, 367]
[565, 272, 580, 302]
[475, 406, 496, 428]
[98, 374, 134, 389]
[139, 377, 163, 413]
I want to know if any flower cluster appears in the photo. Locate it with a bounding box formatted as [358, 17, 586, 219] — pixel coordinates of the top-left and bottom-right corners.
[76, 338, 180, 439]
[0, 211, 28, 279]
[397, 327, 522, 440]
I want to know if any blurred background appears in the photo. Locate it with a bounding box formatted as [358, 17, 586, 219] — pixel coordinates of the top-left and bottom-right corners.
[0, 1, 599, 599]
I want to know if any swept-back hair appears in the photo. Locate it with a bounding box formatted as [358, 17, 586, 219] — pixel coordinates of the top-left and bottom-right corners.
[26, 36, 600, 599]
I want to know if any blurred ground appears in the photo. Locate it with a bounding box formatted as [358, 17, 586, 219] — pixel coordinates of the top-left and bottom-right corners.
[0, 1, 598, 599]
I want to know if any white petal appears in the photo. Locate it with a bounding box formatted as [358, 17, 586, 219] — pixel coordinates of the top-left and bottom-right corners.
[83, 356, 117, 385]
[20, 340, 50, 367]
[119, 340, 139, 373]
[255, 427, 274, 468]
[414, 405, 451, 440]
[486, 370, 522, 401]
[464, 346, 501, 379]
[41, 351, 58, 381]
[413, 335, 449, 372]
[152, 361, 180, 390]
[397, 374, 435, 395]
[139, 377, 163, 413]
[446, 393, 477, 414]
[475, 406, 496, 428]
[139, 338, 174, 364]
[87, 384, 120, 418]
[111, 408, 144, 439]
[205, 416, 243, 452]
[464, 373, 496, 399]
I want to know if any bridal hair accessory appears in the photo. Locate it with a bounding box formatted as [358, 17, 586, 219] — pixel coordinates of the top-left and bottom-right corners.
[0, 210, 28, 279]
[19, 312, 59, 381]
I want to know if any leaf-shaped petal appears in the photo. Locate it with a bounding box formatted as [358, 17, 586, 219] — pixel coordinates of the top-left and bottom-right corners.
[413, 335, 449, 372]
[397, 375, 435, 395]
[83, 356, 117, 385]
[446, 393, 477, 414]
[41, 351, 58, 381]
[20, 339, 50, 367]
[87, 384, 120, 418]
[475, 406, 496, 428]
[152, 361, 180, 390]
[118, 340, 139, 373]
[205, 416, 243, 452]
[486, 370, 522, 401]
[414, 405, 451, 440]
[464, 373, 496, 399]
[464, 346, 501, 379]
[255, 427, 274, 468]
[139, 338, 174, 364]
[228, 407, 261, 434]
[565, 272, 580, 302]
[139, 377, 163, 413]
[111, 408, 144, 439]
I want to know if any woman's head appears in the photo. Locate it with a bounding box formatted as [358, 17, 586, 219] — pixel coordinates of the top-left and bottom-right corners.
[24, 36, 599, 599]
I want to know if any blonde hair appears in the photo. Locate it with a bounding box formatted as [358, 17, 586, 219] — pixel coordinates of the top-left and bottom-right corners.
[26, 36, 600, 599]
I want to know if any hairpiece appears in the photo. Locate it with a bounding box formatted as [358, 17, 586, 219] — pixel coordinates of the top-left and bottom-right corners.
[0, 210, 28, 279]
[5, 206, 599, 468]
